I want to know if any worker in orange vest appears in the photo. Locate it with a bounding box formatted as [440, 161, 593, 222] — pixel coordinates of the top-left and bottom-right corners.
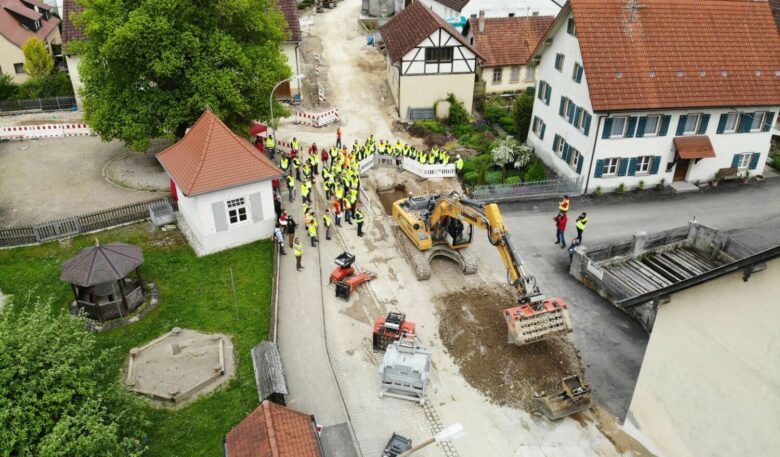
[558, 195, 570, 213]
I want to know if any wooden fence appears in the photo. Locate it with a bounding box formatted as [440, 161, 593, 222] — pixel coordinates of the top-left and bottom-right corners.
[0, 196, 177, 248]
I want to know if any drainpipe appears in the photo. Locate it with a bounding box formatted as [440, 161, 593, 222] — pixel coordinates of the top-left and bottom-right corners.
[295, 41, 302, 100]
[583, 114, 605, 194]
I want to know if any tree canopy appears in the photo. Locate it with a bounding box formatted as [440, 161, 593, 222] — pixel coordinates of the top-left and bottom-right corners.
[22, 37, 54, 78]
[0, 299, 147, 457]
[72, 0, 292, 151]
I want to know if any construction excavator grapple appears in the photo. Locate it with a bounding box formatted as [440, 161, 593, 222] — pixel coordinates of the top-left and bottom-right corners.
[392, 192, 572, 346]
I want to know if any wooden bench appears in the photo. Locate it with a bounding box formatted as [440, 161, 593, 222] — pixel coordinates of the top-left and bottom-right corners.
[717, 167, 740, 181]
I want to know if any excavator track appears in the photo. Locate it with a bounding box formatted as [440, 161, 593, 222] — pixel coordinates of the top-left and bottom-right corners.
[458, 247, 479, 275]
[394, 226, 431, 280]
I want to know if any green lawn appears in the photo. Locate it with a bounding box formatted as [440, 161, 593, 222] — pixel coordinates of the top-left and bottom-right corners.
[0, 222, 274, 457]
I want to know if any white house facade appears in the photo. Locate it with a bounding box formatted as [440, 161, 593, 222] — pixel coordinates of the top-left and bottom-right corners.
[417, 0, 560, 22]
[277, 0, 302, 100]
[381, 1, 482, 120]
[526, 0, 780, 194]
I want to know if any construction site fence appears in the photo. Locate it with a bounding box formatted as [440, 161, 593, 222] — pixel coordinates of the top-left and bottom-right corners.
[0, 123, 93, 140]
[293, 108, 340, 128]
[0, 196, 177, 248]
[471, 176, 584, 203]
[0, 96, 77, 113]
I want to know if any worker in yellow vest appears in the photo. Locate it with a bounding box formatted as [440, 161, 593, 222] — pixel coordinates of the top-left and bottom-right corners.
[559, 195, 570, 213]
[354, 207, 365, 237]
[575, 212, 588, 242]
[291, 137, 300, 155]
[455, 155, 464, 172]
[300, 180, 311, 204]
[323, 210, 333, 240]
[280, 154, 290, 172]
[293, 238, 304, 271]
[265, 135, 276, 159]
[307, 219, 318, 247]
[286, 174, 295, 202]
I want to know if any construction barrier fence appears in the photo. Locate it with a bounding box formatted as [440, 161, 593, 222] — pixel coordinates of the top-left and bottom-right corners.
[293, 108, 340, 128]
[0, 123, 94, 140]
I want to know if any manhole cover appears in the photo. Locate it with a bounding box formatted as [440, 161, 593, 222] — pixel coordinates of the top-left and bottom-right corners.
[19, 146, 29, 150]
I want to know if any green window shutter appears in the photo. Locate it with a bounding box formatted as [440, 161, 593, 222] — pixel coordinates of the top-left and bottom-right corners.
[763, 112, 775, 132]
[537, 81, 543, 100]
[697, 114, 710, 134]
[676, 115, 687, 136]
[627, 157, 637, 176]
[545, 84, 552, 104]
[576, 156, 584, 174]
[716, 113, 728, 134]
[731, 153, 741, 168]
[635, 117, 647, 138]
[583, 112, 592, 136]
[553, 135, 560, 151]
[594, 160, 604, 178]
[563, 144, 571, 162]
[650, 156, 662, 174]
[540, 123, 546, 141]
[618, 158, 629, 176]
[574, 107, 582, 127]
[738, 113, 753, 133]
[749, 152, 760, 170]
[559, 96, 566, 116]
[602, 118, 613, 139]
[577, 65, 584, 82]
[567, 102, 576, 123]
[659, 115, 671, 136]
[626, 117, 638, 138]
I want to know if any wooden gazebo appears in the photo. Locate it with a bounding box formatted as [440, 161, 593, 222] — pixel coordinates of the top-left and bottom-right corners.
[60, 241, 145, 322]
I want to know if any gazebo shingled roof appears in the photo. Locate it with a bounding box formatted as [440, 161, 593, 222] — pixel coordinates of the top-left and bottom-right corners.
[60, 242, 144, 287]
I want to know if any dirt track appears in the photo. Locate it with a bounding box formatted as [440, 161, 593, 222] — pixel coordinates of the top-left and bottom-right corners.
[437, 286, 585, 412]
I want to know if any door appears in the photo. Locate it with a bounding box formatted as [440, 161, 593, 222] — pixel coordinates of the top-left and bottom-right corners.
[673, 159, 690, 182]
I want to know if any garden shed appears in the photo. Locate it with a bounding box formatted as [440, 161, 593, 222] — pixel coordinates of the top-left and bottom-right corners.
[60, 241, 145, 322]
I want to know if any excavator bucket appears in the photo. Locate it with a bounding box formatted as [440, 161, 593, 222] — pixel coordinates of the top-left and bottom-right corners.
[503, 298, 572, 346]
[533, 375, 593, 420]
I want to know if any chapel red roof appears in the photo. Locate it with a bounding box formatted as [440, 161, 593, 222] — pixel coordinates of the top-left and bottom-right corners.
[564, 0, 780, 112]
[225, 401, 322, 457]
[156, 111, 283, 197]
[380, 1, 483, 64]
[468, 15, 554, 67]
[61, 0, 85, 45]
[0, 0, 60, 48]
[276, 0, 301, 42]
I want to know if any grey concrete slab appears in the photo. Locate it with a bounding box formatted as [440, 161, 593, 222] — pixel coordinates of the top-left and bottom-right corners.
[321, 423, 360, 457]
[495, 179, 780, 420]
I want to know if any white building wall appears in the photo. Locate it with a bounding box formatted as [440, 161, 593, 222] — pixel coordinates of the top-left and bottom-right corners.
[527, 11, 779, 193]
[479, 64, 536, 95]
[627, 258, 780, 457]
[400, 30, 476, 75]
[417, 0, 560, 20]
[387, 60, 400, 107]
[281, 41, 301, 98]
[65, 54, 83, 110]
[177, 180, 276, 256]
[399, 73, 475, 120]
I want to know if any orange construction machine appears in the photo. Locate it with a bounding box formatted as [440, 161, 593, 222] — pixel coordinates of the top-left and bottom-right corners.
[373, 312, 416, 351]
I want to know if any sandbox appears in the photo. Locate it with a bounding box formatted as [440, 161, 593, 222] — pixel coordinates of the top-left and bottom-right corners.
[126, 327, 235, 408]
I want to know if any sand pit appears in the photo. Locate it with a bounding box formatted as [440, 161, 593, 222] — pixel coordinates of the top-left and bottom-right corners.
[437, 287, 585, 413]
[126, 327, 236, 408]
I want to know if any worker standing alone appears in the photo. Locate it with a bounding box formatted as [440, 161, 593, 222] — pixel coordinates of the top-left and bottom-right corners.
[323, 209, 333, 240]
[554, 212, 568, 248]
[355, 207, 365, 237]
[575, 212, 588, 242]
[293, 238, 304, 271]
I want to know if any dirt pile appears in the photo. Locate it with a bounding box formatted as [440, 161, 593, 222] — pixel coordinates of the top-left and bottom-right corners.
[437, 287, 585, 412]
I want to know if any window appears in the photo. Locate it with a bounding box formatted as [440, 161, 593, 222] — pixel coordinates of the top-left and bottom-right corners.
[610, 117, 627, 138]
[737, 153, 752, 169]
[723, 112, 738, 133]
[532, 116, 545, 137]
[554, 53, 565, 71]
[576, 109, 587, 130]
[682, 114, 701, 135]
[569, 147, 581, 170]
[560, 97, 572, 120]
[567, 17, 576, 36]
[424, 47, 453, 64]
[553, 135, 565, 156]
[492, 68, 502, 84]
[14, 63, 24, 74]
[750, 112, 767, 132]
[510, 66, 520, 83]
[226, 198, 248, 225]
[642, 115, 661, 136]
[525, 64, 536, 82]
[602, 158, 620, 176]
[537, 80, 551, 105]
[572, 62, 583, 83]
[636, 156, 652, 174]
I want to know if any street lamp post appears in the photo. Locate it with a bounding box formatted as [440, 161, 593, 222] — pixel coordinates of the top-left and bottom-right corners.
[269, 74, 305, 139]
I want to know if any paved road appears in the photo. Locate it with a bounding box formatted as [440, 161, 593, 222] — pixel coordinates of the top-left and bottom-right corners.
[492, 180, 780, 419]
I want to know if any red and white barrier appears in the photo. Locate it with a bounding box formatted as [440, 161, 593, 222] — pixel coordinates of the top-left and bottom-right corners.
[293, 108, 340, 128]
[0, 123, 93, 140]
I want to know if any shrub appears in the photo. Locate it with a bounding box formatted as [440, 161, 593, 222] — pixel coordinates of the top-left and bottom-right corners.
[656, 178, 666, 191]
[453, 123, 475, 138]
[499, 115, 516, 134]
[413, 119, 446, 135]
[0, 74, 18, 101]
[446, 93, 470, 127]
[594, 186, 603, 197]
[483, 98, 507, 123]
[524, 158, 547, 182]
[771, 154, 780, 172]
[463, 171, 480, 186]
[485, 170, 503, 184]
[512, 93, 534, 142]
[616, 183, 626, 193]
[637, 180, 645, 191]
[505, 176, 522, 185]
[14, 72, 74, 100]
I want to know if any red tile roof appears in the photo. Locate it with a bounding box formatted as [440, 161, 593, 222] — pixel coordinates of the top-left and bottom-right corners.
[61, 0, 85, 45]
[433, 0, 470, 11]
[674, 136, 716, 159]
[0, 0, 60, 47]
[469, 15, 554, 67]
[381, 1, 483, 63]
[156, 111, 283, 197]
[566, 0, 780, 111]
[225, 401, 322, 457]
[276, 0, 301, 42]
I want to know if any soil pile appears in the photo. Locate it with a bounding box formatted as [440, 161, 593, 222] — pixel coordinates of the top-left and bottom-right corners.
[437, 287, 585, 412]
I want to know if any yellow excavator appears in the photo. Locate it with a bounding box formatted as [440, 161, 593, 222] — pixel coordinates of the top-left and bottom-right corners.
[392, 192, 573, 346]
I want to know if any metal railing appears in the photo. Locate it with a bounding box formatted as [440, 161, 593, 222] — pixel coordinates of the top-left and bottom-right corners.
[471, 176, 583, 202]
[0, 96, 77, 113]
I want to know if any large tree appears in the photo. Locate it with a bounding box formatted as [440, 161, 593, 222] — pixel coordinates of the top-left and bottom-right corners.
[72, 0, 292, 151]
[0, 299, 147, 456]
[22, 37, 54, 78]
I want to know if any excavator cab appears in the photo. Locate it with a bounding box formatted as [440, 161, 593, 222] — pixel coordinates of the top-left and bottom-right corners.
[434, 217, 472, 249]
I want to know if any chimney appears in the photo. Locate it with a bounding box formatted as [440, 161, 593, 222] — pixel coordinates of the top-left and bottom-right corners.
[478, 10, 485, 33]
